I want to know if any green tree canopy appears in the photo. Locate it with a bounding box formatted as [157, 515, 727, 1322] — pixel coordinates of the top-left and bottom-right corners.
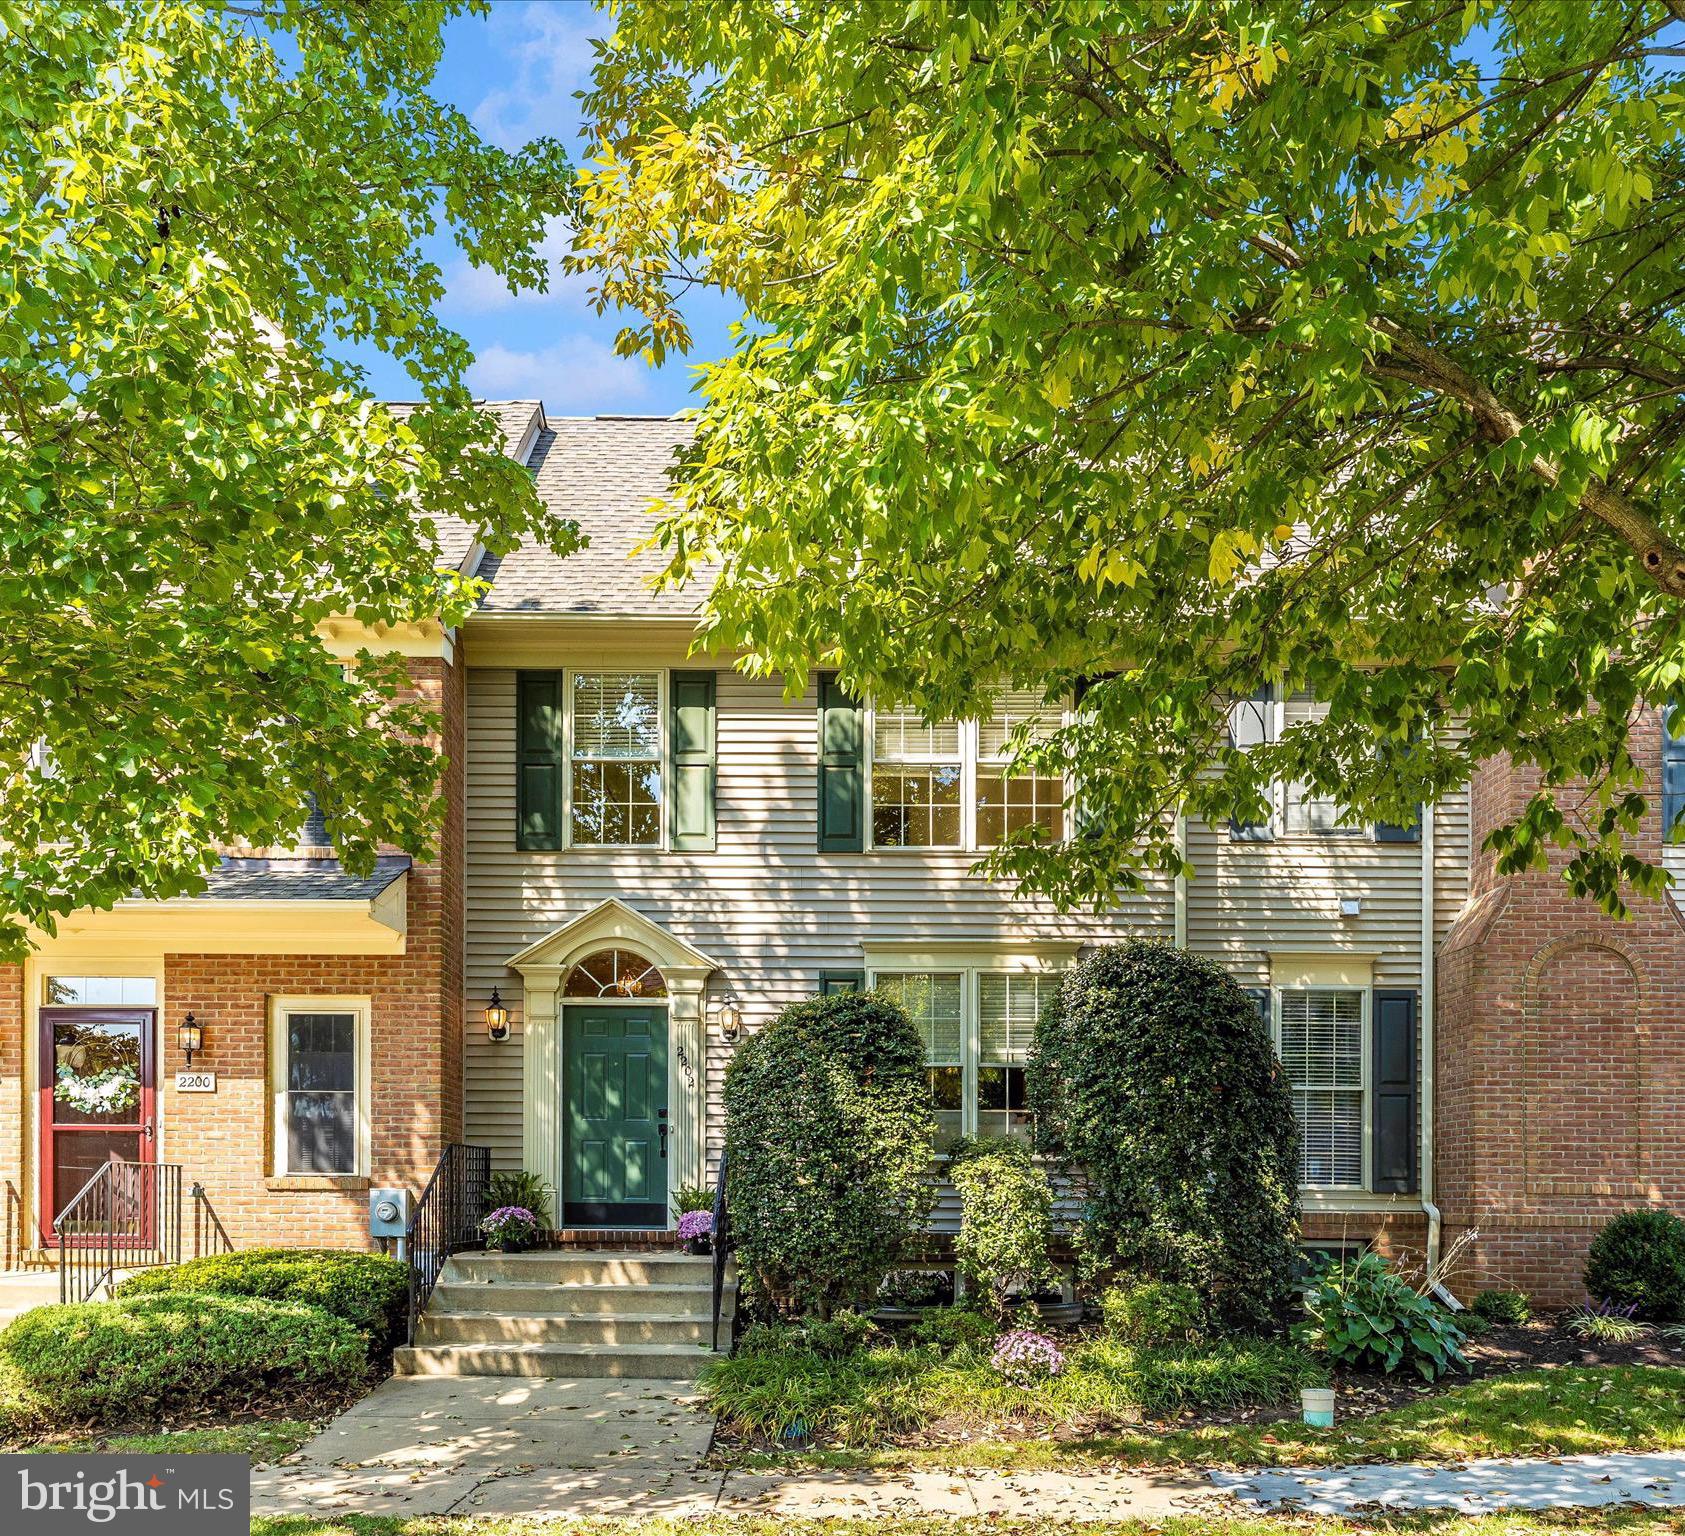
[0, 0, 575, 957]
[573, 0, 1685, 911]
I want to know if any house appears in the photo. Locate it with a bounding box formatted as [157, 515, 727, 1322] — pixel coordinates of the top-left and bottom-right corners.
[2, 400, 1680, 1308]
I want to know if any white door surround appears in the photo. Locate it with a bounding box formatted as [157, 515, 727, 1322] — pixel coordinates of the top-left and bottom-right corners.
[506, 899, 719, 1220]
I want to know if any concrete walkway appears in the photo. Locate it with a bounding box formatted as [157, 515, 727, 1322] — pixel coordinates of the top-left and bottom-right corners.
[250, 1375, 1685, 1520]
[1214, 1450, 1685, 1515]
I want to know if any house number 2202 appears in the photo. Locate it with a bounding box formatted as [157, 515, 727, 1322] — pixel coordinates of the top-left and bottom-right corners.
[676, 1043, 695, 1091]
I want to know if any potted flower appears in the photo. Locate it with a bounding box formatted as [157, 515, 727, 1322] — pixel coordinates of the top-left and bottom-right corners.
[480, 1205, 539, 1254]
[677, 1207, 713, 1256]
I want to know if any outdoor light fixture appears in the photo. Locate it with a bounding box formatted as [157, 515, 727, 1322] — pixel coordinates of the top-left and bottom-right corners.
[719, 1001, 743, 1043]
[179, 1012, 203, 1065]
[484, 988, 510, 1043]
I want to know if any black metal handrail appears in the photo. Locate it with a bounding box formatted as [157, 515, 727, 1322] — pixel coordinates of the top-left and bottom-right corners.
[190, 1180, 234, 1261]
[405, 1142, 491, 1344]
[710, 1148, 733, 1351]
[55, 1158, 187, 1305]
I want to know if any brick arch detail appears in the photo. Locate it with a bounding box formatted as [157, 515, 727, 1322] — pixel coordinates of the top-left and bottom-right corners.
[1519, 933, 1647, 1200]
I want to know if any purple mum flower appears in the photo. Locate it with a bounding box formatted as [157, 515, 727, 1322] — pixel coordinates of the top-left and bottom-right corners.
[677, 1209, 713, 1240]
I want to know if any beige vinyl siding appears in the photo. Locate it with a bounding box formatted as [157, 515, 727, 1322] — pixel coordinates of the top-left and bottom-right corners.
[465, 662, 1176, 1186]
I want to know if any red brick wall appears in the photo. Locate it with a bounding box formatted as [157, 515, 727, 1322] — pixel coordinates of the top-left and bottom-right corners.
[1436, 709, 1685, 1304]
[0, 652, 467, 1257]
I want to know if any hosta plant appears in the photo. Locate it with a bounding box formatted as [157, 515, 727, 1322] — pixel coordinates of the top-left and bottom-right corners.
[1296, 1251, 1468, 1380]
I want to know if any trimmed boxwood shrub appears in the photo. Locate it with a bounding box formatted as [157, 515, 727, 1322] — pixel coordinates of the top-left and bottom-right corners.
[949, 1137, 1056, 1321]
[1584, 1209, 1685, 1322]
[724, 991, 934, 1317]
[1029, 941, 1300, 1334]
[0, 1293, 364, 1432]
[113, 1248, 409, 1354]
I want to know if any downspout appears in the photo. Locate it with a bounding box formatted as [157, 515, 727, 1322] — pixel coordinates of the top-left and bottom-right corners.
[1174, 810, 1188, 949]
[1419, 801, 1456, 1306]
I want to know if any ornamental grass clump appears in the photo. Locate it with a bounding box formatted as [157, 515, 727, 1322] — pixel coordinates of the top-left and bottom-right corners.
[990, 1328, 1065, 1385]
[1029, 942, 1299, 1334]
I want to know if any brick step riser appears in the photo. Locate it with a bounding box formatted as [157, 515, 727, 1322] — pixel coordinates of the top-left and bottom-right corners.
[416, 1314, 710, 1346]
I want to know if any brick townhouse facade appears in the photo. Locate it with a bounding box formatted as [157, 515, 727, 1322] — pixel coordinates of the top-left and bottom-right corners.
[2, 400, 1680, 1306]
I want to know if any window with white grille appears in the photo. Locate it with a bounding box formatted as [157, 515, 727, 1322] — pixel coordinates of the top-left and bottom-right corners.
[569, 672, 662, 847]
[1281, 694, 1361, 836]
[976, 971, 1048, 1139]
[1278, 988, 1365, 1187]
[876, 972, 965, 1145]
[871, 710, 963, 848]
[976, 692, 1064, 847]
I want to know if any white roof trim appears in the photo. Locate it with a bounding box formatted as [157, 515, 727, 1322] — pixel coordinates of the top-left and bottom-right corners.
[505, 896, 722, 977]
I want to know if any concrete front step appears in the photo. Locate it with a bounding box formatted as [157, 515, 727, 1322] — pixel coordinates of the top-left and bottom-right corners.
[430, 1279, 729, 1318]
[417, 1310, 712, 1346]
[442, 1250, 716, 1286]
[392, 1340, 720, 1379]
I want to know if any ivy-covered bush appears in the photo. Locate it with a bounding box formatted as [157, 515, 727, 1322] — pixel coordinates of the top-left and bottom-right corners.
[113, 1247, 408, 1356]
[0, 1293, 364, 1432]
[1584, 1210, 1685, 1322]
[1296, 1251, 1468, 1380]
[1100, 1276, 1205, 1347]
[1029, 941, 1299, 1333]
[948, 1137, 1056, 1321]
[724, 991, 934, 1316]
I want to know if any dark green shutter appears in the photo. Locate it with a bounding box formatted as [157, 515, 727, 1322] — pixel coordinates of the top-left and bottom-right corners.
[516, 671, 565, 850]
[1371, 989, 1419, 1193]
[670, 670, 717, 851]
[817, 673, 864, 851]
[819, 971, 864, 995]
[1663, 706, 1685, 844]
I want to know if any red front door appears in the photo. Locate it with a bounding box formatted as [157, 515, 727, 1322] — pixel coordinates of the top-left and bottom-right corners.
[38, 1007, 156, 1245]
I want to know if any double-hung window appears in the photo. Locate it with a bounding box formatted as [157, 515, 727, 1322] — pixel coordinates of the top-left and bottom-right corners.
[1228, 689, 1361, 838]
[873, 963, 1062, 1147]
[570, 672, 663, 847]
[1275, 988, 1366, 1188]
[270, 996, 370, 1177]
[869, 693, 1067, 851]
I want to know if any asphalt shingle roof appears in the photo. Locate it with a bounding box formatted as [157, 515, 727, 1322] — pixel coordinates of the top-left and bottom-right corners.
[201, 853, 412, 902]
[475, 415, 708, 617]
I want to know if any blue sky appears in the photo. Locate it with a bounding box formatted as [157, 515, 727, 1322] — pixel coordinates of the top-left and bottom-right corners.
[350, 1, 738, 419]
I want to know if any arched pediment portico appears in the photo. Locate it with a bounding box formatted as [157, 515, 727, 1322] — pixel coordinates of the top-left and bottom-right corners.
[507, 900, 720, 1221]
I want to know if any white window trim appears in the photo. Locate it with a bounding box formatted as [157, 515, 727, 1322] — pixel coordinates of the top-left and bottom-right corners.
[1271, 983, 1370, 1193]
[269, 995, 372, 1178]
[1228, 690, 1392, 842]
[866, 954, 1067, 1139]
[864, 701, 1072, 853]
[561, 668, 669, 853]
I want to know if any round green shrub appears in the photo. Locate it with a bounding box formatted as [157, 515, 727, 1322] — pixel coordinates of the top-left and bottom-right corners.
[1470, 1287, 1531, 1326]
[0, 1293, 364, 1432]
[1584, 1210, 1685, 1322]
[949, 1137, 1056, 1321]
[1029, 941, 1299, 1334]
[1100, 1276, 1205, 1346]
[724, 991, 934, 1317]
[112, 1247, 409, 1354]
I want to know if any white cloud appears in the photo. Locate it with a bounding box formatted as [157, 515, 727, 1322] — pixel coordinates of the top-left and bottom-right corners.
[473, 1, 604, 151]
[444, 215, 596, 314]
[467, 334, 652, 414]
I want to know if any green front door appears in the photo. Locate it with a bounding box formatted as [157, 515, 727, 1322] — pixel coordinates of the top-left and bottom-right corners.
[562, 1005, 669, 1227]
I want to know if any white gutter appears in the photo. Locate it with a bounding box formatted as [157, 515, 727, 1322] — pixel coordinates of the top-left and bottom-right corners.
[1174, 810, 1188, 948]
[1419, 801, 1457, 1306]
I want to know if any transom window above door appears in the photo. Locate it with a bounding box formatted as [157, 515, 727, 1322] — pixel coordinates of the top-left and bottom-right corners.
[563, 947, 669, 999]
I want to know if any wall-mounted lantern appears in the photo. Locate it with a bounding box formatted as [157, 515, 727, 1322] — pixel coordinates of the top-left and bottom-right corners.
[719, 1000, 743, 1044]
[179, 1012, 204, 1065]
[484, 988, 510, 1042]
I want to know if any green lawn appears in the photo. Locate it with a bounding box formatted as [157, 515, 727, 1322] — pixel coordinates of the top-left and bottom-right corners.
[249, 1511, 1685, 1536]
[26, 1420, 315, 1464]
[722, 1366, 1685, 1472]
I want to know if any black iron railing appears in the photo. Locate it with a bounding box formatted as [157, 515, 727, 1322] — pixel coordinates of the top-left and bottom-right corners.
[54, 1158, 227, 1304]
[711, 1148, 733, 1352]
[405, 1142, 491, 1344]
